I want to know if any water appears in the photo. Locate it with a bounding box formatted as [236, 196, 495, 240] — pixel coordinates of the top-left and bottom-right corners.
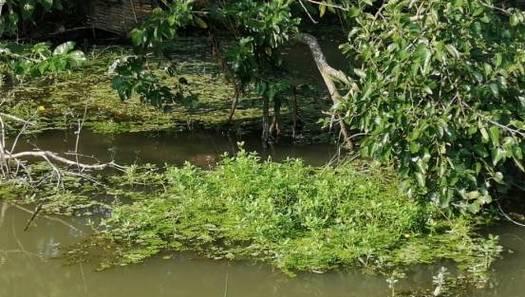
[16, 130, 338, 167]
[2, 36, 524, 297]
[0, 201, 406, 297]
[2, 131, 525, 297]
[1, 200, 525, 297]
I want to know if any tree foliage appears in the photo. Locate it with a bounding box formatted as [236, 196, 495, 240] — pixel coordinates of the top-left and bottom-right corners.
[342, 0, 525, 212]
[0, 0, 66, 36]
[0, 41, 86, 81]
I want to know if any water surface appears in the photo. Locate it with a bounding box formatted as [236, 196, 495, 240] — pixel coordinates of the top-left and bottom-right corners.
[17, 130, 338, 166]
[3, 130, 525, 297]
[2, 201, 525, 297]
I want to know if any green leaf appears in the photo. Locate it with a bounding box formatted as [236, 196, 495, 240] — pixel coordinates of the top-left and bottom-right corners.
[130, 29, 145, 46]
[480, 127, 489, 143]
[489, 126, 500, 145]
[415, 172, 426, 188]
[489, 83, 499, 97]
[319, 3, 326, 18]
[510, 13, 520, 27]
[445, 44, 460, 59]
[349, 6, 361, 18]
[492, 148, 505, 166]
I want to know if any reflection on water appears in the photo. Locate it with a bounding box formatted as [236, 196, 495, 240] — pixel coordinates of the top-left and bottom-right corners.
[476, 223, 525, 297]
[0, 202, 395, 297]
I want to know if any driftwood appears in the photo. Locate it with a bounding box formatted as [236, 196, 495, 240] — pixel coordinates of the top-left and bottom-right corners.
[2, 151, 119, 170]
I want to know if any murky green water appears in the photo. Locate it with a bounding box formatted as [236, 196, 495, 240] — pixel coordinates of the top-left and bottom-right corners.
[17, 130, 338, 166]
[2, 131, 525, 297]
[1, 199, 525, 297]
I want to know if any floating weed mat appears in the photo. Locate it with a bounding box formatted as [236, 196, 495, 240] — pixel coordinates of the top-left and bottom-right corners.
[69, 151, 502, 278]
[2, 41, 331, 139]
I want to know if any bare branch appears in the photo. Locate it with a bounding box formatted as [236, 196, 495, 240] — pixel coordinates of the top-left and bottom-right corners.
[298, 0, 319, 24]
[0, 113, 35, 126]
[4, 151, 122, 171]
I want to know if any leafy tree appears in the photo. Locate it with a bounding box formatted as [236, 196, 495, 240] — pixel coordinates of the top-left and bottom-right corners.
[341, 0, 525, 212]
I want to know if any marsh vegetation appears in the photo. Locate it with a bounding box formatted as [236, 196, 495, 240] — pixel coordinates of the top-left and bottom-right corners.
[1, 1, 525, 296]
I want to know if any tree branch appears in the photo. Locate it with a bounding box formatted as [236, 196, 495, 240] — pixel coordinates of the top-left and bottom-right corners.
[3, 151, 122, 171]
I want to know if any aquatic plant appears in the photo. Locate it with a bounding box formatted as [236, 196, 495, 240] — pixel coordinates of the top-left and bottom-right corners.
[93, 150, 501, 277]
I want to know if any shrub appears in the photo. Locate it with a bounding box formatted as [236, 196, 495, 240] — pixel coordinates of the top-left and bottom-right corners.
[342, 0, 525, 212]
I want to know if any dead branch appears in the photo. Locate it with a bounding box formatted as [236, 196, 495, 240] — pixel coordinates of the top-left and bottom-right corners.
[11, 204, 83, 232]
[23, 202, 43, 231]
[0, 111, 126, 186]
[3, 151, 122, 171]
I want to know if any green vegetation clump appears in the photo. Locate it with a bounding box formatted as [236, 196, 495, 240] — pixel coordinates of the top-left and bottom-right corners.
[0, 181, 27, 201]
[342, 0, 525, 212]
[96, 151, 500, 275]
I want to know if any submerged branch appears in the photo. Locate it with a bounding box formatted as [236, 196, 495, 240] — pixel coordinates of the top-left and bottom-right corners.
[0, 111, 126, 186]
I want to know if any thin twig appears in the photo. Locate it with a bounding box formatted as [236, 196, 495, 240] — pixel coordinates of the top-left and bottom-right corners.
[298, 0, 319, 24]
[23, 201, 43, 231]
[304, 0, 349, 11]
[12, 204, 82, 232]
[497, 200, 525, 227]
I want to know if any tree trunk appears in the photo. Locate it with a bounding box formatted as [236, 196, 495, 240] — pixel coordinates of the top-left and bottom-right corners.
[291, 86, 300, 139]
[262, 96, 270, 145]
[228, 88, 240, 123]
[269, 96, 281, 140]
